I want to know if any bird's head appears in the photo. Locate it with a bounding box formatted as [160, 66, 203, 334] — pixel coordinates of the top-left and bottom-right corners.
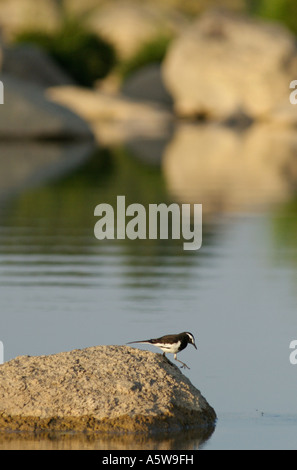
[185, 332, 197, 349]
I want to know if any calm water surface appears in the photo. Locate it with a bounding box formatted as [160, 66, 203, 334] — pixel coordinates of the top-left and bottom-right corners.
[1, 146, 297, 450]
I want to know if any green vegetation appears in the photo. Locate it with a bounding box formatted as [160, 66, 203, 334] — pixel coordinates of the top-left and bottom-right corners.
[14, 17, 173, 86]
[15, 18, 116, 87]
[1, 146, 169, 235]
[11, 0, 297, 89]
[272, 198, 297, 267]
[247, 0, 297, 35]
[118, 34, 173, 80]
[148, 0, 246, 16]
[0, 146, 199, 261]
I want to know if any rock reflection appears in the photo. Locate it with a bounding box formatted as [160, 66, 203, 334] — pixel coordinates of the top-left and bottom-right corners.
[0, 142, 95, 205]
[162, 123, 297, 213]
[0, 425, 215, 450]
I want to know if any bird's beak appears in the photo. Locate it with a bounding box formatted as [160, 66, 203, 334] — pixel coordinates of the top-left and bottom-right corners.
[193, 343, 197, 350]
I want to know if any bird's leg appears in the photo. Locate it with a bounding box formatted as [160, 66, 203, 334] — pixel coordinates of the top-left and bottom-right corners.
[162, 352, 174, 366]
[174, 354, 190, 370]
[162, 352, 169, 362]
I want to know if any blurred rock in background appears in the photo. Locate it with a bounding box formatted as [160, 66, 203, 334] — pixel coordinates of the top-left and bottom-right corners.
[0, 0, 61, 39]
[1, 43, 74, 87]
[0, 0, 297, 211]
[162, 10, 297, 122]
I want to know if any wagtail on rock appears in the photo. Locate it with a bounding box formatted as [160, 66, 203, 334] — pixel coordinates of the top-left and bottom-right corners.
[127, 331, 197, 369]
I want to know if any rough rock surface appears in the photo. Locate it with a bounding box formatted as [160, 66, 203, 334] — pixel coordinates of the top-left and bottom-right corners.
[0, 345, 216, 433]
[162, 11, 297, 120]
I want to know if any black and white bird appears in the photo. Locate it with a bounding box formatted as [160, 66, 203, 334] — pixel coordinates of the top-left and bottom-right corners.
[127, 331, 197, 369]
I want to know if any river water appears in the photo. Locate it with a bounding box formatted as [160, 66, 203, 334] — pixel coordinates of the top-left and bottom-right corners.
[0, 141, 297, 450]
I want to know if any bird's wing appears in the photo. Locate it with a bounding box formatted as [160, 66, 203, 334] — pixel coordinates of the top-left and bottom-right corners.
[150, 335, 176, 344]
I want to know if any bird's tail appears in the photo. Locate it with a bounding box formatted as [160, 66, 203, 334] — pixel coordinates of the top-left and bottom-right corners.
[126, 340, 151, 345]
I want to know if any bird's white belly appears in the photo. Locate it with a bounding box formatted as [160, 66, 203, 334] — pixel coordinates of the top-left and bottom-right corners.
[156, 341, 181, 354]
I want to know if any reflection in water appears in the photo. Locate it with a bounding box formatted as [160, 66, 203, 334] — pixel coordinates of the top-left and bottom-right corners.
[1, 128, 297, 449]
[0, 146, 218, 449]
[0, 146, 215, 286]
[0, 141, 95, 205]
[0, 425, 215, 450]
[163, 123, 297, 213]
[271, 197, 297, 268]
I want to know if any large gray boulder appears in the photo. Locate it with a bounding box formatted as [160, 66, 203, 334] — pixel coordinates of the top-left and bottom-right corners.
[1, 44, 74, 88]
[162, 11, 297, 120]
[121, 64, 173, 107]
[0, 345, 216, 433]
[0, 75, 93, 140]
